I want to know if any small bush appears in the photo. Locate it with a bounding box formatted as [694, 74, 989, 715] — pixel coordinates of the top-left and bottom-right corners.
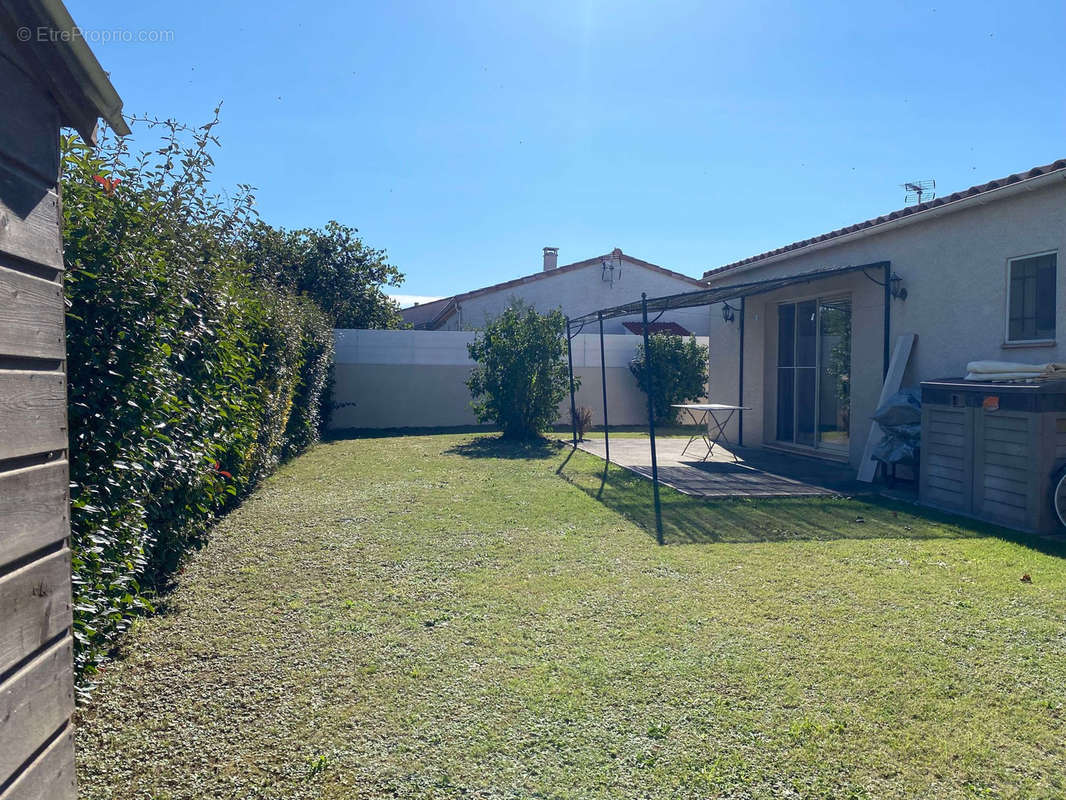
[466, 304, 574, 439]
[630, 334, 709, 424]
[573, 406, 594, 440]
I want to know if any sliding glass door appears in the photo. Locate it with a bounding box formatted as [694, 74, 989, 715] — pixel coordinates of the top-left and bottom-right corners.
[776, 296, 851, 454]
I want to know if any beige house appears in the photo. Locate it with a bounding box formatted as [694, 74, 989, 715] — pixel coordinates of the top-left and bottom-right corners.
[702, 159, 1066, 468]
[401, 247, 711, 335]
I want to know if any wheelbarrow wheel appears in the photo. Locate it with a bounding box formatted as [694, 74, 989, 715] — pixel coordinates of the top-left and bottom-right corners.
[1052, 465, 1066, 529]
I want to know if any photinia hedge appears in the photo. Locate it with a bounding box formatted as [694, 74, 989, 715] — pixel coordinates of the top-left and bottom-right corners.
[61, 112, 335, 695]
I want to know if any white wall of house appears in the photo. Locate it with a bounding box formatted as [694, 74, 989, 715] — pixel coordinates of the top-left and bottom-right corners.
[329, 328, 709, 430]
[705, 176, 1066, 467]
[437, 257, 712, 335]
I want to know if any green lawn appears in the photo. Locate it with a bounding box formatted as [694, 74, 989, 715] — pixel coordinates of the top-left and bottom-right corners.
[76, 434, 1066, 799]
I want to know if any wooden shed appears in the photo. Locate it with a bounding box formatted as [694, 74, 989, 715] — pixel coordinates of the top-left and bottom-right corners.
[0, 1, 126, 798]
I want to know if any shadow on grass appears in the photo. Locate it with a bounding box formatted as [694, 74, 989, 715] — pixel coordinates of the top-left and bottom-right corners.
[445, 435, 568, 460]
[558, 449, 1066, 554]
[325, 425, 496, 441]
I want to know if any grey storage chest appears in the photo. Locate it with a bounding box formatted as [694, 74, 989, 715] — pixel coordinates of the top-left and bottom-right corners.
[920, 378, 1066, 533]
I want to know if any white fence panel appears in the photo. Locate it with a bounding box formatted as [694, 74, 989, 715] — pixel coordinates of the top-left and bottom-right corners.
[329, 329, 708, 430]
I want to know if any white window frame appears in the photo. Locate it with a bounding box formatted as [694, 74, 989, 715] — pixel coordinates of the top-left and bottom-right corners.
[1005, 250, 1058, 345]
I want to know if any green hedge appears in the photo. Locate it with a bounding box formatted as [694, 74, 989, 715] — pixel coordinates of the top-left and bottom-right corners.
[61, 117, 334, 692]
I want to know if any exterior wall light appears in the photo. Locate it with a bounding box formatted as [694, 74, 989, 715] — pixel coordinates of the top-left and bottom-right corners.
[722, 302, 736, 323]
[890, 274, 907, 300]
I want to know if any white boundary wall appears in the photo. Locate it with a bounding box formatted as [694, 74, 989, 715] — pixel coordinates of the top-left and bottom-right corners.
[329, 329, 708, 430]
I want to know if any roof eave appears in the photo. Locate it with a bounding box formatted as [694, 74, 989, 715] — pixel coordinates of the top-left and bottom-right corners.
[426, 298, 459, 330]
[440, 251, 706, 309]
[704, 166, 1066, 282]
[0, 0, 129, 143]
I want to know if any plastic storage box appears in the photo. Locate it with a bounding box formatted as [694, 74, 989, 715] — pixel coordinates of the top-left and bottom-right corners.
[920, 377, 1066, 532]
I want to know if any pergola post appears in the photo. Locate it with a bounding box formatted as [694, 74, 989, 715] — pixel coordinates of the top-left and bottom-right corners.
[566, 318, 578, 448]
[562, 261, 897, 544]
[641, 294, 664, 545]
[738, 296, 745, 447]
[882, 262, 891, 380]
[598, 311, 610, 465]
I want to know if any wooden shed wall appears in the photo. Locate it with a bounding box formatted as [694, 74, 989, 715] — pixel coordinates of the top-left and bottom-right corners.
[0, 32, 77, 800]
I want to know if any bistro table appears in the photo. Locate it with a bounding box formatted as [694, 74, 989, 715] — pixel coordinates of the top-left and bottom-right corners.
[671, 403, 751, 462]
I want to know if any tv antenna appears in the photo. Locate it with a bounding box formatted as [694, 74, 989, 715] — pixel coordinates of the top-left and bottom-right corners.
[902, 179, 935, 205]
[601, 248, 623, 287]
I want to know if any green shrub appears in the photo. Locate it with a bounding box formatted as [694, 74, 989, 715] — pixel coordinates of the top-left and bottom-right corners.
[629, 334, 709, 424]
[244, 220, 404, 329]
[466, 304, 574, 439]
[573, 406, 594, 440]
[61, 113, 335, 693]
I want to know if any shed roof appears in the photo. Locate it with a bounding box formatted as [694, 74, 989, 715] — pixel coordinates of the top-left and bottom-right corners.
[0, 0, 129, 142]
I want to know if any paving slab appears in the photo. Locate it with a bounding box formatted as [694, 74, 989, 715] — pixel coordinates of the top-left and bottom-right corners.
[577, 436, 875, 498]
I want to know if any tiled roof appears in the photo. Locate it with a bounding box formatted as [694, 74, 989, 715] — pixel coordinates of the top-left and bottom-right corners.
[403, 250, 706, 329]
[621, 321, 692, 336]
[398, 297, 451, 326]
[704, 158, 1066, 279]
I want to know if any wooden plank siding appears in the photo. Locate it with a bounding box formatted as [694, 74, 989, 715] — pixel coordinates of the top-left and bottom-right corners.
[0, 29, 76, 800]
[0, 638, 74, 790]
[0, 371, 67, 461]
[0, 265, 65, 359]
[0, 461, 68, 566]
[0, 163, 62, 272]
[0, 550, 73, 677]
[0, 49, 61, 185]
[0, 728, 75, 800]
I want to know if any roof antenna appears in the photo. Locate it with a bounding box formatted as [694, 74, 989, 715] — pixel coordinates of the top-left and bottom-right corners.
[901, 179, 936, 205]
[601, 249, 623, 287]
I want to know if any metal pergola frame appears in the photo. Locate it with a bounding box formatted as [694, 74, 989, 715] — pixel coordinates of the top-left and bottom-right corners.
[564, 261, 895, 544]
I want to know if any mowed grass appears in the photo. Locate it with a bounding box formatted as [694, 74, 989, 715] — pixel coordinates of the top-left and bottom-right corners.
[76, 434, 1066, 799]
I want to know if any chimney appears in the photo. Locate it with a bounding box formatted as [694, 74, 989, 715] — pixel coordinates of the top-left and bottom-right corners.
[543, 247, 559, 271]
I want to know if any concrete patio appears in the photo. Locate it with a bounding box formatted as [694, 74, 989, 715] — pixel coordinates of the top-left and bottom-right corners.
[578, 436, 874, 498]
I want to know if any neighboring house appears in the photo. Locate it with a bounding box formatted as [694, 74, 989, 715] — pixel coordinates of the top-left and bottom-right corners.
[400, 247, 710, 335]
[701, 159, 1066, 469]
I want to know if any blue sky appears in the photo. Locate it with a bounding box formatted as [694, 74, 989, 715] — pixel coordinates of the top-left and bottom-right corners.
[69, 0, 1066, 303]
